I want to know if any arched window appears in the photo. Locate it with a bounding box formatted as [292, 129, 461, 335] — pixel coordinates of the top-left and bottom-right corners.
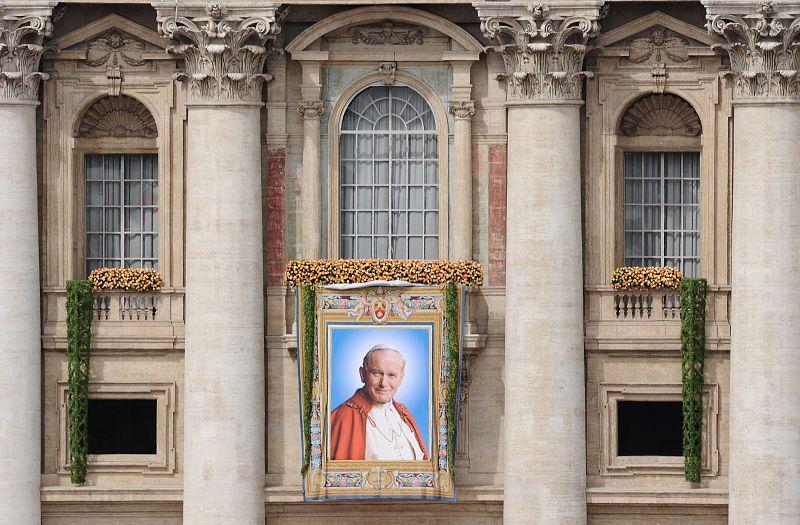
[620, 94, 701, 277]
[78, 95, 159, 275]
[339, 85, 438, 259]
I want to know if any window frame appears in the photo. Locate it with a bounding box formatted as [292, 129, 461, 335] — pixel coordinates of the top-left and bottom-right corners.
[327, 72, 449, 259]
[74, 137, 160, 278]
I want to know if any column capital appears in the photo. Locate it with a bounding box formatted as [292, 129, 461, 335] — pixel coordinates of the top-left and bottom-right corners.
[708, 0, 800, 100]
[477, 2, 598, 102]
[297, 100, 324, 119]
[449, 100, 475, 119]
[158, 2, 283, 103]
[0, 4, 52, 103]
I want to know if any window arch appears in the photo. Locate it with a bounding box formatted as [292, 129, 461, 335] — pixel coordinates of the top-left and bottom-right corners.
[619, 93, 701, 277]
[339, 85, 439, 259]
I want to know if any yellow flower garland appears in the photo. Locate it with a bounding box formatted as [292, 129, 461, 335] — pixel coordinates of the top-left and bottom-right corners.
[610, 266, 682, 290]
[89, 267, 164, 292]
[284, 259, 483, 286]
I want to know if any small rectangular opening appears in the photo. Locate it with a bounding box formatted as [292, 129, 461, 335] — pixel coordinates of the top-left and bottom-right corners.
[617, 400, 683, 456]
[88, 399, 157, 455]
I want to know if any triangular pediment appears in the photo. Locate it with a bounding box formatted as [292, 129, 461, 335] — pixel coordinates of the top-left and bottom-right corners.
[48, 14, 167, 52]
[592, 11, 723, 49]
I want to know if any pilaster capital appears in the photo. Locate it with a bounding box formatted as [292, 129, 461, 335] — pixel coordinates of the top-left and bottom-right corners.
[297, 100, 324, 119]
[0, 3, 52, 103]
[708, 1, 800, 99]
[449, 100, 476, 119]
[477, 2, 598, 102]
[158, 2, 283, 103]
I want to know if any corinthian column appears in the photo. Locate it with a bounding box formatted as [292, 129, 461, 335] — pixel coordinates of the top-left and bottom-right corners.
[478, 3, 596, 523]
[0, 8, 50, 524]
[449, 101, 475, 260]
[709, 3, 800, 521]
[159, 4, 280, 523]
[298, 100, 324, 259]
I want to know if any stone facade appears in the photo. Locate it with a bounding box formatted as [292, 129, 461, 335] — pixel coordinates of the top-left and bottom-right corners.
[2, 0, 798, 523]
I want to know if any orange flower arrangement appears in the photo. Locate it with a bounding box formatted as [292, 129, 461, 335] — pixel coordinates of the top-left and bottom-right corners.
[610, 266, 682, 290]
[89, 267, 164, 292]
[284, 259, 483, 287]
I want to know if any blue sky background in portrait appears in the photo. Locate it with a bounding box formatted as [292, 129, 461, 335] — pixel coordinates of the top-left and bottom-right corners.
[328, 323, 432, 450]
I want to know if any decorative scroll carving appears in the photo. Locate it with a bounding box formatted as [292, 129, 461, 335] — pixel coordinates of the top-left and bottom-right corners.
[0, 5, 52, 102]
[297, 100, 324, 119]
[628, 28, 690, 64]
[86, 31, 145, 67]
[708, 1, 800, 99]
[449, 100, 475, 119]
[479, 3, 598, 101]
[378, 62, 396, 85]
[350, 22, 427, 46]
[159, 2, 281, 103]
[620, 93, 701, 137]
[77, 95, 158, 138]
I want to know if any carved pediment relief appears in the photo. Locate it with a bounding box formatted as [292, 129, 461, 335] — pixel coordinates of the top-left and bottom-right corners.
[77, 95, 157, 138]
[86, 31, 146, 68]
[48, 14, 167, 57]
[626, 27, 689, 64]
[350, 22, 428, 46]
[620, 94, 701, 137]
[592, 11, 722, 52]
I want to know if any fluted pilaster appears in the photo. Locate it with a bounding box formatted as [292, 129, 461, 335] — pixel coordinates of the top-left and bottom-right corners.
[449, 101, 475, 260]
[298, 100, 324, 259]
[0, 5, 50, 524]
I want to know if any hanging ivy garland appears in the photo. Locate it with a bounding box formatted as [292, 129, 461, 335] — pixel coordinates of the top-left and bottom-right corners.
[301, 285, 316, 473]
[66, 279, 93, 484]
[445, 282, 459, 476]
[680, 277, 707, 483]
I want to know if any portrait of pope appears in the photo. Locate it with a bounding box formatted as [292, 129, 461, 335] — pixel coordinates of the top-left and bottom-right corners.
[329, 344, 429, 461]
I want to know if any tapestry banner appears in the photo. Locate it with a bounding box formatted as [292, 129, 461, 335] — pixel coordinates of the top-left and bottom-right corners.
[296, 284, 463, 500]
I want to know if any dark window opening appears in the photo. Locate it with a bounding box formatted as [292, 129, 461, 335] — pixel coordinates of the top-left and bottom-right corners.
[617, 400, 683, 456]
[87, 399, 157, 455]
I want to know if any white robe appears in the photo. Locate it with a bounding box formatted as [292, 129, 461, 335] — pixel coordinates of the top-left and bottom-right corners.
[364, 401, 424, 461]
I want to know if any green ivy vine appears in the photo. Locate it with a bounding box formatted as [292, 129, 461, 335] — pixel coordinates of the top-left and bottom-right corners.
[680, 278, 707, 483]
[66, 280, 93, 484]
[445, 282, 459, 477]
[301, 286, 315, 474]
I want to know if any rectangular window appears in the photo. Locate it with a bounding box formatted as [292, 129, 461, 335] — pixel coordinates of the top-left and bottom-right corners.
[617, 400, 683, 456]
[87, 399, 157, 455]
[86, 154, 158, 275]
[624, 152, 699, 276]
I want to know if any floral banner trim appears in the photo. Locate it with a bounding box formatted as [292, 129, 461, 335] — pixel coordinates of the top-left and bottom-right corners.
[285, 259, 483, 287]
[89, 267, 163, 292]
[610, 266, 682, 290]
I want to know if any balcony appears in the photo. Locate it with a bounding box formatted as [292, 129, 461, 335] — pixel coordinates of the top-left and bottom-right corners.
[42, 288, 185, 351]
[584, 285, 730, 353]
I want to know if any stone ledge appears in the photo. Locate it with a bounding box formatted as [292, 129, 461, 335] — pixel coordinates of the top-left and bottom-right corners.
[264, 485, 504, 502]
[41, 486, 182, 503]
[586, 487, 728, 506]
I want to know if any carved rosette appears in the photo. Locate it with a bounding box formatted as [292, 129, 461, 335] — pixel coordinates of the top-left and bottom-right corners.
[159, 3, 281, 103]
[297, 100, 324, 119]
[480, 9, 597, 101]
[709, 2, 800, 99]
[0, 9, 51, 102]
[449, 101, 475, 119]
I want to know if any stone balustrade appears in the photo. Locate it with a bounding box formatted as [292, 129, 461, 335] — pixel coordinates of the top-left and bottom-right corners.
[584, 285, 731, 351]
[41, 288, 185, 350]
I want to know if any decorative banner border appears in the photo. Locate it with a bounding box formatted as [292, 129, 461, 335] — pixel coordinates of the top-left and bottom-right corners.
[296, 284, 463, 500]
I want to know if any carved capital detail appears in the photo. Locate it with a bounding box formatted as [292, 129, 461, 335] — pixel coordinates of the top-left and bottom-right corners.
[708, 1, 800, 99]
[0, 6, 52, 102]
[480, 5, 597, 101]
[449, 100, 475, 119]
[297, 100, 324, 119]
[159, 2, 282, 103]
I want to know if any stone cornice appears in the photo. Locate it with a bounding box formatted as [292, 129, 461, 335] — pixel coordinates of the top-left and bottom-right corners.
[708, 1, 800, 99]
[158, 2, 282, 103]
[0, 4, 52, 102]
[477, 3, 598, 101]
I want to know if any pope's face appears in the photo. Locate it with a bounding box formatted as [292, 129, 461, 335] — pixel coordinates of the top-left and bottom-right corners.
[359, 349, 405, 404]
